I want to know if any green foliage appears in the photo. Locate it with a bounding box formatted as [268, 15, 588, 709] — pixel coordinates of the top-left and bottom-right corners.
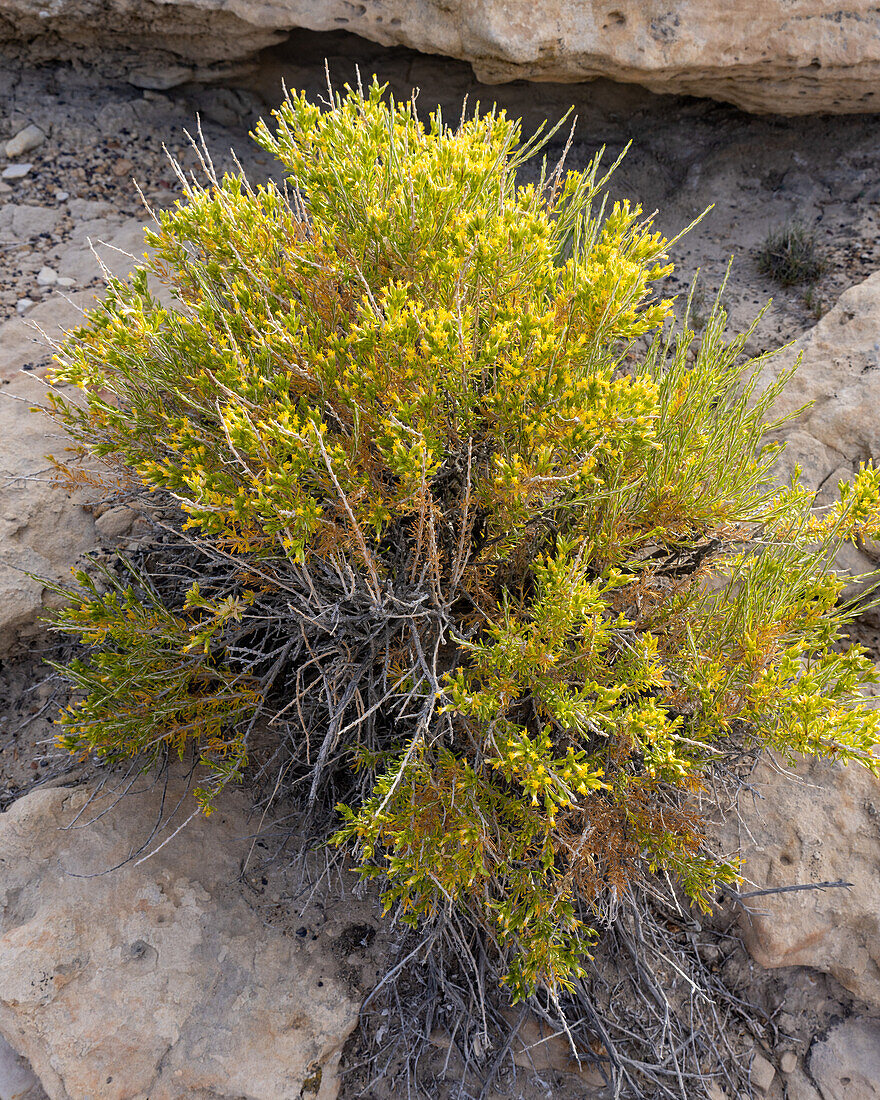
[47, 561, 258, 809]
[47, 82, 880, 1003]
[756, 218, 827, 286]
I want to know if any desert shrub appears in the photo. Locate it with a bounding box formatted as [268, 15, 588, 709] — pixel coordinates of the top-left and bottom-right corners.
[756, 218, 827, 286]
[46, 560, 258, 807]
[46, 81, 880, 1026]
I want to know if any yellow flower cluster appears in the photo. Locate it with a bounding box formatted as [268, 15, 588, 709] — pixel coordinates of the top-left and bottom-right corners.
[46, 80, 880, 1001]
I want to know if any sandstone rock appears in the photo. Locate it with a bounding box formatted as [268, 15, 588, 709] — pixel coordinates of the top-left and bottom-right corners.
[2, 1, 880, 115]
[762, 271, 880, 600]
[499, 1009, 607, 1084]
[770, 429, 848, 497]
[0, 779, 362, 1100]
[719, 754, 880, 1011]
[93, 504, 137, 540]
[54, 215, 150, 289]
[4, 125, 45, 159]
[786, 1068, 824, 1100]
[751, 1052, 776, 1093]
[780, 1050, 799, 1075]
[0, 1, 283, 71]
[809, 1017, 880, 1099]
[764, 271, 880, 482]
[127, 63, 196, 90]
[0, 376, 98, 656]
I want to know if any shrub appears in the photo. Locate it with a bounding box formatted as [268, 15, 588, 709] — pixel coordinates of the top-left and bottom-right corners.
[756, 218, 827, 286]
[47, 82, 880, 1018]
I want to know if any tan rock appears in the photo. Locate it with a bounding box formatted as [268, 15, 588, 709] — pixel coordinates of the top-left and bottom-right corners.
[0, 293, 96, 379]
[94, 505, 137, 539]
[0, 376, 98, 656]
[1, 1, 880, 114]
[54, 216, 153, 301]
[762, 271, 880, 602]
[0, 204, 59, 244]
[501, 1009, 607, 1084]
[764, 271, 880, 477]
[770, 429, 848, 497]
[0, 217, 155, 382]
[0, 780, 361, 1100]
[809, 1017, 880, 1099]
[780, 1050, 799, 1075]
[751, 1051, 776, 1093]
[4, 124, 46, 159]
[719, 754, 880, 1011]
[786, 1067, 823, 1100]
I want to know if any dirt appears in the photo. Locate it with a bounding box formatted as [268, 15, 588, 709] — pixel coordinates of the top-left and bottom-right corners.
[0, 646, 83, 810]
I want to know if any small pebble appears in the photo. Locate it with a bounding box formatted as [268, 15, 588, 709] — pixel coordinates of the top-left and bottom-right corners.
[36, 266, 58, 286]
[1, 163, 33, 181]
[112, 158, 134, 178]
[779, 1051, 798, 1074]
[56, 276, 76, 288]
[0, 180, 11, 194]
[751, 1052, 776, 1093]
[54, 189, 69, 202]
[4, 124, 45, 158]
[15, 298, 34, 313]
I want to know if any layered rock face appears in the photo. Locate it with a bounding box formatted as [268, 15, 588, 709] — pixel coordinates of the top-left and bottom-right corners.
[1, 1, 880, 114]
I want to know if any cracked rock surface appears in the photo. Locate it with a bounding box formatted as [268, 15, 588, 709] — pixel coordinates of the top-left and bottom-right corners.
[0, 778, 365, 1100]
